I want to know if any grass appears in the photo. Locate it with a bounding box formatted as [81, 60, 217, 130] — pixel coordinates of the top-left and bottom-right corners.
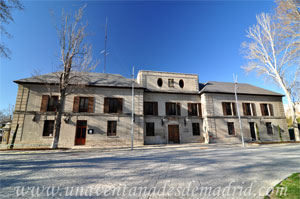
[265, 173, 300, 199]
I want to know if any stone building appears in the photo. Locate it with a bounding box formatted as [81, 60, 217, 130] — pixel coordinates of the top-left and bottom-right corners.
[4, 70, 291, 148]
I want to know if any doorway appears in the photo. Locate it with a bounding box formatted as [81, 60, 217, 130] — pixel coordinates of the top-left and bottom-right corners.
[249, 122, 256, 141]
[168, 125, 180, 143]
[75, 120, 87, 145]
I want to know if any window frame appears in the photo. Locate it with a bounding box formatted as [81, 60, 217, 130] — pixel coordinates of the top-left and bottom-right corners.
[166, 102, 181, 116]
[146, 122, 155, 136]
[79, 97, 89, 112]
[144, 102, 158, 116]
[192, 123, 200, 136]
[47, 96, 58, 112]
[43, 120, 54, 137]
[227, 122, 235, 136]
[266, 122, 273, 135]
[107, 121, 117, 136]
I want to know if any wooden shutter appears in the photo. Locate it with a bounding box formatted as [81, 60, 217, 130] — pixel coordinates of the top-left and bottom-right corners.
[40, 95, 49, 112]
[104, 98, 109, 113]
[198, 103, 202, 117]
[260, 104, 265, 116]
[269, 104, 274, 116]
[232, 103, 237, 116]
[176, 103, 181, 116]
[73, 96, 80, 113]
[222, 102, 227, 116]
[117, 98, 123, 114]
[88, 97, 94, 113]
[251, 103, 257, 116]
[188, 103, 192, 116]
[153, 102, 158, 116]
[242, 103, 246, 116]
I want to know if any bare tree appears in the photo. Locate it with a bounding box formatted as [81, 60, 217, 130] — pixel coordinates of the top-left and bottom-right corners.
[242, 1, 300, 141]
[0, 0, 23, 59]
[49, 5, 97, 149]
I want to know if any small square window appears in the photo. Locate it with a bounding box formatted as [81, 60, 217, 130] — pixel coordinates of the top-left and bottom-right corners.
[168, 79, 174, 87]
[43, 120, 54, 137]
[146, 123, 155, 136]
[107, 121, 117, 136]
[266, 122, 273, 135]
[227, 122, 235, 136]
[192, 123, 200, 136]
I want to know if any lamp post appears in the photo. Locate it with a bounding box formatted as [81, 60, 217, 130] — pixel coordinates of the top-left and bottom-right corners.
[234, 74, 245, 147]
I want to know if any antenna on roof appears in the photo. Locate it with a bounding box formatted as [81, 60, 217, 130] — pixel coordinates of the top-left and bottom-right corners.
[233, 74, 245, 148]
[101, 17, 108, 73]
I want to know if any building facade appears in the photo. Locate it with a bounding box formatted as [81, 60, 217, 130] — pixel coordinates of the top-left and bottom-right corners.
[3, 70, 291, 148]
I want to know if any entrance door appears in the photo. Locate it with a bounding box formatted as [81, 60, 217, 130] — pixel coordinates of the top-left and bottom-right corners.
[168, 125, 180, 143]
[249, 122, 256, 141]
[75, 120, 87, 145]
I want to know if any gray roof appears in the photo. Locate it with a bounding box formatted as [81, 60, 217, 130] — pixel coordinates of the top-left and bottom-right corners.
[14, 71, 143, 88]
[200, 81, 284, 96]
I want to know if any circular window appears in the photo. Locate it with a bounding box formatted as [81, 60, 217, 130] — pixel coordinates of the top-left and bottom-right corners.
[157, 78, 163, 87]
[179, 79, 184, 88]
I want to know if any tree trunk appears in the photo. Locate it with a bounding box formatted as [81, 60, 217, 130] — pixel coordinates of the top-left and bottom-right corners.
[275, 75, 300, 141]
[51, 89, 66, 149]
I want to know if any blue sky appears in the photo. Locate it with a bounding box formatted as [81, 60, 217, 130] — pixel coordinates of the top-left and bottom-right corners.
[0, 0, 283, 110]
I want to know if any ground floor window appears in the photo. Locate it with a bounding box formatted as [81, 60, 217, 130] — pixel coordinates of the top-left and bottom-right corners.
[107, 121, 117, 136]
[43, 120, 54, 137]
[266, 122, 273, 135]
[227, 122, 235, 135]
[146, 123, 155, 136]
[192, 123, 200, 136]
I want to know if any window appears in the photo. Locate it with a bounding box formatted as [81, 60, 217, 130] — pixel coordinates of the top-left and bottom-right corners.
[43, 120, 54, 137]
[260, 104, 274, 116]
[107, 121, 117, 136]
[266, 122, 273, 135]
[168, 79, 174, 87]
[243, 103, 252, 116]
[179, 79, 184, 88]
[104, 98, 123, 113]
[227, 122, 235, 135]
[47, 96, 58, 112]
[192, 123, 200, 136]
[222, 102, 237, 116]
[144, 102, 158, 116]
[166, 102, 181, 116]
[146, 123, 155, 136]
[157, 78, 163, 87]
[188, 103, 202, 117]
[79, 97, 89, 112]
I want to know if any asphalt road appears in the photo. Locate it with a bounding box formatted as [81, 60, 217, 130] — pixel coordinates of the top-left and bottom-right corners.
[0, 144, 299, 199]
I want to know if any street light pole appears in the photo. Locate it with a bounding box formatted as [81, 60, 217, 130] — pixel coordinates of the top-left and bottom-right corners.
[234, 74, 245, 147]
[131, 66, 135, 150]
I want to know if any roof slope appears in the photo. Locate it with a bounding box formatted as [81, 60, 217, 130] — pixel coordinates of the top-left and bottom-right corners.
[14, 71, 143, 88]
[200, 81, 284, 96]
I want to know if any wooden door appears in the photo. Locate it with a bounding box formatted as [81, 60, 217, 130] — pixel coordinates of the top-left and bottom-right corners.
[75, 120, 87, 145]
[249, 122, 256, 141]
[168, 125, 180, 143]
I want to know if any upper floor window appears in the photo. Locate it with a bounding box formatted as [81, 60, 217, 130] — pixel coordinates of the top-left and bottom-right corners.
[168, 79, 174, 88]
[166, 102, 181, 116]
[242, 103, 257, 116]
[43, 120, 54, 137]
[73, 96, 94, 113]
[222, 102, 237, 116]
[188, 103, 202, 117]
[40, 95, 58, 112]
[144, 102, 158, 116]
[104, 97, 123, 114]
[157, 78, 163, 87]
[260, 104, 274, 116]
[266, 122, 273, 135]
[179, 79, 184, 88]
